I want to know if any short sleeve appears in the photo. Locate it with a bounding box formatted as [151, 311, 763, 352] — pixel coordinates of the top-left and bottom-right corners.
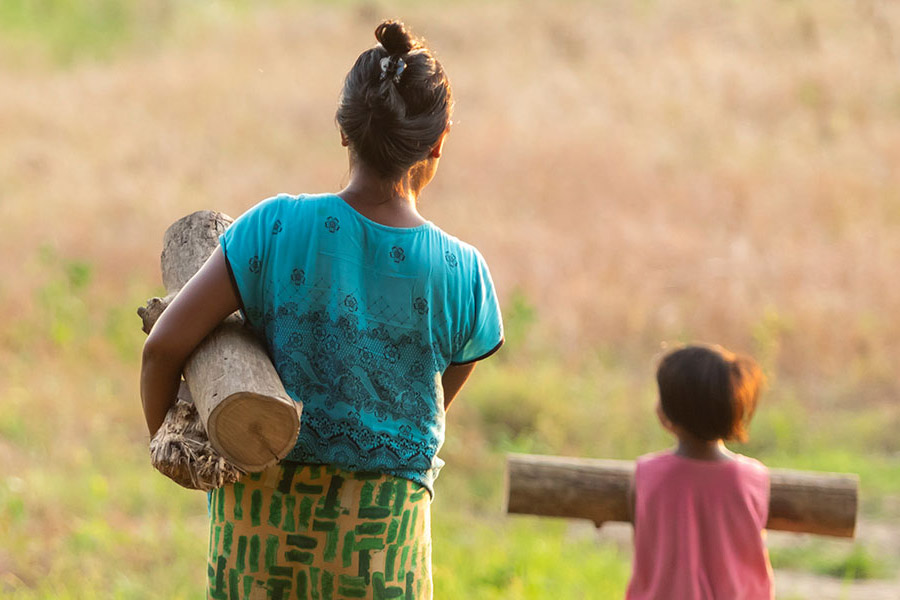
[219, 196, 284, 329]
[451, 250, 504, 364]
[739, 457, 771, 529]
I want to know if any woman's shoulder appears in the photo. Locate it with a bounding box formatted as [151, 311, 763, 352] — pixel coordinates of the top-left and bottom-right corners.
[263, 192, 330, 212]
[429, 222, 499, 269]
[238, 193, 345, 228]
[233, 192, 311, 219]
[428, 225, 483, 260]
[240, 193, 492, 269]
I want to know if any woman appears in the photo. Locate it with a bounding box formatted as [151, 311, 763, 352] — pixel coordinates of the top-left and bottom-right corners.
[140, 20, 503, 600]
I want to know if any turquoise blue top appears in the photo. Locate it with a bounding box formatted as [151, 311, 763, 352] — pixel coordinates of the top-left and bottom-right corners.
[219, 193, 503, 495]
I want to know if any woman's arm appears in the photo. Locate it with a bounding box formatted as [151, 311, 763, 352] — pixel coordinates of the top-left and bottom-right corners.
[441, 362, 476, 411]
[140, 247, 240, 436]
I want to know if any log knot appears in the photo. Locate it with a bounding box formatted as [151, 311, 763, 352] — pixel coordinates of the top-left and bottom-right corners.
[137, 295, 173, 334]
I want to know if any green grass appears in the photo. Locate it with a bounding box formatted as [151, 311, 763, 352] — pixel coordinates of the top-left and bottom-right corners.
[433, 517, 629, 599]
[0, 0, 457, 67]
[0, 0, 276, 66]
[1, 1, 899, 595]
[770, 543, 895, 581]
[0, 0, 139, 65]
[1, 256, 897, 596]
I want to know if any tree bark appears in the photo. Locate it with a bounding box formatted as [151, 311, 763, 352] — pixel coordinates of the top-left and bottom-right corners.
[505, 453, 858, 538]
[140, 210, 301, 473]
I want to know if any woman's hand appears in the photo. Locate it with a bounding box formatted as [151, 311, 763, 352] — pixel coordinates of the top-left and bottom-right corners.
[140, 247, 240, 436]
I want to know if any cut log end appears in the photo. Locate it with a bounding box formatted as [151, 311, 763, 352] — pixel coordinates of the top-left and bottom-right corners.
[206, 392, 303, 472]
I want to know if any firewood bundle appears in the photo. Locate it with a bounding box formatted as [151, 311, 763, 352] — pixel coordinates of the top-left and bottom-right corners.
[148, 383, 244, 491]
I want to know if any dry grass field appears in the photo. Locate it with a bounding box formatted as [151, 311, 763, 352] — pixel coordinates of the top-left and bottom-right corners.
[1, 1, 899, 598]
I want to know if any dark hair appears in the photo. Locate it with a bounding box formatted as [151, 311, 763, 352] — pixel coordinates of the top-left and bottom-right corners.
[656, 345, 764, 442]
[336, 20, 453, 178]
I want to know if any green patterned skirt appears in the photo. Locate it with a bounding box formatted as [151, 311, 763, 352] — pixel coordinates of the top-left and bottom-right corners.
[207, 463, 432, 600]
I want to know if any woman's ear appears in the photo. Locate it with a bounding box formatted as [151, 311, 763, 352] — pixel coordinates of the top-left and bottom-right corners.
[429, 128, 450, 159]
[340, 129, 350, 147]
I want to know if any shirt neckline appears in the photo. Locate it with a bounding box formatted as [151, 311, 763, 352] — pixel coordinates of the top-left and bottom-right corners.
[320, 193, 435, 234]
[662, 449, 741, 466]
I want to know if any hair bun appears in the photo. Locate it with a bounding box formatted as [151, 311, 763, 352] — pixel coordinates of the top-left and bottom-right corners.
[375, 20, 417, 54]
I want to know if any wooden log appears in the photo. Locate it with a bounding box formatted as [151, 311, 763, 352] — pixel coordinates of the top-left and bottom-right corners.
[140, 210, 301, 472]
[505, 453, 859, 538]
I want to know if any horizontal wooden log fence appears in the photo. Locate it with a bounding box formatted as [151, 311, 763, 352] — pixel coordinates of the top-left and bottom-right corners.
[505, 453, 858, 538]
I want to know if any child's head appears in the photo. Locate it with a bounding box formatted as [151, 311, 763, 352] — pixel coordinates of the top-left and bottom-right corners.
[656, 344, 764, 443]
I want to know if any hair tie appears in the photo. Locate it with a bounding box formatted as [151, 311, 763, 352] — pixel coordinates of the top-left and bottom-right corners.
[379, 55, 406, 84]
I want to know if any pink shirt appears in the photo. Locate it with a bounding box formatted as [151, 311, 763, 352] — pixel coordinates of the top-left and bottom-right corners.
[626, 451, 774, 600]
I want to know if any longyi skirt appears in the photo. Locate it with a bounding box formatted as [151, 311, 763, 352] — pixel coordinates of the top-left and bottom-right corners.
[207, 463, 432, 600]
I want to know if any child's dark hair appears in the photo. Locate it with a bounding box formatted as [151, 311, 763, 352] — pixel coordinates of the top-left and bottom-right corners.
[656, 345, 764, 443]
[336, 20, 453, 179]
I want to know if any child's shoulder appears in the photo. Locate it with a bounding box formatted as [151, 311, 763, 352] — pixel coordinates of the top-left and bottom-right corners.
[635, 450, 768, 476]
[636, 449, 675, 465]
[634, 450, 679, 473]
[730, 452, 770, 480]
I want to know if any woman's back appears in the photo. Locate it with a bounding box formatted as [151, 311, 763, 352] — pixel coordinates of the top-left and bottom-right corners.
[220, 192, 503, 494]
[627, 451, 773, 600]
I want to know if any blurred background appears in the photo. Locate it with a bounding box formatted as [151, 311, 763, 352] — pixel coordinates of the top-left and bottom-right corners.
[1, 0, 899, 597]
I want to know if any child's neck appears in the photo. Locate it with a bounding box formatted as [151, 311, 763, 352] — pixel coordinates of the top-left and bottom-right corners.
[673, 438, 732, 461]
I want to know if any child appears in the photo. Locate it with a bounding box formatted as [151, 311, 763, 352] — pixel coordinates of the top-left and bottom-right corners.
[626, 344, 774, 600]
